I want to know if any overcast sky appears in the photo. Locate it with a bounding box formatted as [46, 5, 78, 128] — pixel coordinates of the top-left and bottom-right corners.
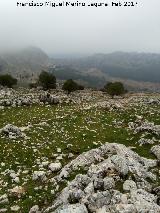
[0, 0, 160, 55]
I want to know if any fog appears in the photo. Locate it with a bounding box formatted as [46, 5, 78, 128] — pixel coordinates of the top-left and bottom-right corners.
[0, 0, 160, 55]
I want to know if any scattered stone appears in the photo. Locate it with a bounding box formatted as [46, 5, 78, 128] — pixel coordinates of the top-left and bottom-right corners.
[49, 162, 62, 172]
[10, 186, 25, 198]
[135, 122, 160, 136]
[0, 194, 8, 204]
[42, 161, 49, 167]
[10, 205, 20, 211]
[0, 209, 7, 212]
[57, 148, 61, 153]
[32, 171, 47, 181]
[137, 138, 155, 146]
[29, 205, 40, 213]
[68, 153, 74, 159]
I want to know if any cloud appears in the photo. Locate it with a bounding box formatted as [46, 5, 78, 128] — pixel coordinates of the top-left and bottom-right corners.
[0, 0, 160, 54]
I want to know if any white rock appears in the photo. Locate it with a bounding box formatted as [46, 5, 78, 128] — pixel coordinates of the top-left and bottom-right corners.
[13, 177, 20, 183]
[123, 180, 137, 192]
[68, 153, 74, 159]
[55, 204, 88, 213]
[0, 209, 7, 212]
[10, 205, 20, 211]
[32, 171, 46, 181]
[51, 190, 55, 195]
[29, 205, 40, 213]
[0, 194, 8, 204]
[57, 148, 61, 153]
[1, 162, 5, 167]
[1, 124, 22, 138]
[49, 162, 62, 172]
[103, 177, 115, 190]
[42, 161, 49, 167]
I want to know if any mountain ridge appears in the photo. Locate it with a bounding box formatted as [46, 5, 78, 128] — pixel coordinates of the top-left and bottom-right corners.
[0, 47, 160, 91]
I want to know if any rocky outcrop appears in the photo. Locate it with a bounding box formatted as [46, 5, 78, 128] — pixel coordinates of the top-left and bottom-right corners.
[150, 145, 160, 161]
[137, 138, 155, 146]
[54, 204, 88, 213]
[0, 124, 24, 139]
[43, 143, 159, 213]
[135, 122, 160, 136]
[39, 93, 59, 105]
[49, 163, 62, 172]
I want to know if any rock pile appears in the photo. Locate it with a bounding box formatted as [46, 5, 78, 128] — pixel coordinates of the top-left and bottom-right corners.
[0, 124, 24, 139]
[150, 145, 160, 161]
[135, 121, 160, 136]
[39, 93, 59, 105]
[0, 88, 108, 108]
[137, 138, 155, 146]
[44, 143, 159, 213]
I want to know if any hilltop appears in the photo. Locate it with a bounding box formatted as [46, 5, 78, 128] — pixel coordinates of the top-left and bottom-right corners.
[52, 52, 160, 91]
[0, 47, 50, 80]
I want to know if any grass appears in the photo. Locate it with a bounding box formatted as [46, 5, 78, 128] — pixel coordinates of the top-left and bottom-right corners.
[0, 99, 160, 212]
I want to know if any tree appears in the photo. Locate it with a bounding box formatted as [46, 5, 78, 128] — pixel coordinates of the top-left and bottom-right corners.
[62, 79, 84, 94]
[38, 71, 56, 90]
[0, 74, 17, 88]
[103, 82, 126, 98]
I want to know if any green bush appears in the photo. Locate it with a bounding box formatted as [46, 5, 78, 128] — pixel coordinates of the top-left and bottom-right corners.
[104, 82, 126, 98]
[0, 74, 17, 88]
[62, 79, 84, 94]
[38, 71, 56, 90]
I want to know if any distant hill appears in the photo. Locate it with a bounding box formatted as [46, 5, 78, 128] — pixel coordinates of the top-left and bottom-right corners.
[52, 52, 160, 83]
[0, 47, 50, 80]
[51, 52, 160, 91]
[0, 48, 160, 91]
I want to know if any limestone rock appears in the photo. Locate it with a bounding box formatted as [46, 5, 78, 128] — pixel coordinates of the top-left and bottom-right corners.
[123, 180, 137, 192]
[54, 204, 88, 213]
[49, 162, 62, 172]
[150, 145, 160, 160]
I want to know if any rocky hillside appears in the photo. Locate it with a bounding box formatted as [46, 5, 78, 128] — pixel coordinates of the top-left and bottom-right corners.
[53, 52, 160, 83]
[1, 48, 160, 91]
[52, 52, 160, 91]
[0, 88, 160, 212]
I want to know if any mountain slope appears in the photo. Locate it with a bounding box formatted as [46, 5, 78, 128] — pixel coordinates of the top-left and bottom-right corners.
[0, 47, 50, 77]
[52, 52, 160, 83]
